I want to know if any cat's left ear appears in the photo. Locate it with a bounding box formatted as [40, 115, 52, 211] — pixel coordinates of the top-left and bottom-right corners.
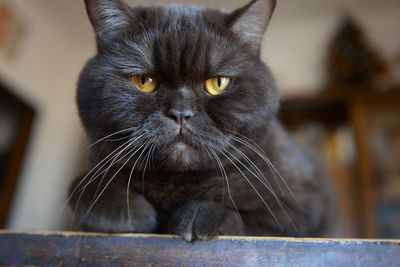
[227, 0, 276, 53]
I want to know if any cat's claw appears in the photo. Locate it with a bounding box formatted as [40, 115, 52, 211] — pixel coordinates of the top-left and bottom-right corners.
[168, 200, 245, 242]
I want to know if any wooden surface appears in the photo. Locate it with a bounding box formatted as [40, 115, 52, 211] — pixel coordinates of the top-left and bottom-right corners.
[0, 231, 399, 266]
[349, 100, 376, 238]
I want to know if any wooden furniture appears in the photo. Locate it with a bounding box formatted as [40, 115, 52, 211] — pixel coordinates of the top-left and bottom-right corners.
[279, 86, 400, 238]
[0, 231, 399, 266]
[0, 82, 35, 228]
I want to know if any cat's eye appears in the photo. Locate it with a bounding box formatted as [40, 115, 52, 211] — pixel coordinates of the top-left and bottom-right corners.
[131, 74, 158, 93]
[205, 76, 231, 95]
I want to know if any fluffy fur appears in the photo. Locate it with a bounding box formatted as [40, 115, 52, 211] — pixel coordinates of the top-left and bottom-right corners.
[68, 0, 337, 241]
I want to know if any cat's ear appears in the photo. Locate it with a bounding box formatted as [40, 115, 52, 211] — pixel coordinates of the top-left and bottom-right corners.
[227, 0, 276, 52]
[84, 0, 133, 41]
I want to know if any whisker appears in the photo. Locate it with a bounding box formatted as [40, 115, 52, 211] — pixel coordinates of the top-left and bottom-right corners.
[138, 143, 152, 194]
[141, 143, 155, 194]
[209, 147, 240, 217]
[91, 140, 107, 170]
[126, 139, 154, 232]
[204, 148, 225, 204]
[227, 132, 284, 194]
[79, 138, 151, 226]
[83, 127, 136, 152]
[75, 133, 146, 199]
[222, 146, 297, 232]
[218, 148, 284, 231]
[227, 143, 274, 192]
[69, 134, 147, 225]
[229, 133, 299, 205]
[91, 139, 137, 203]
[64, 136, 140, 215]
[72, 140, 137, 225]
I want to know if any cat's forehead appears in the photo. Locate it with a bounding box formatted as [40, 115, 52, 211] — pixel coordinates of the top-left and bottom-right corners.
[138, 3, 215, 19]
[159, 3, 207, 16]
[133, 3, 224, 31]
[118, 4, 241, 85]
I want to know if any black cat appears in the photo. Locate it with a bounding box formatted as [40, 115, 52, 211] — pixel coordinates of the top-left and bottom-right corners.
[68, 0, 337, 241]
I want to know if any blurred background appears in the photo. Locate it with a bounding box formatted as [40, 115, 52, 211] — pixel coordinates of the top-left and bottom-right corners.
[0, 0, 399, 238]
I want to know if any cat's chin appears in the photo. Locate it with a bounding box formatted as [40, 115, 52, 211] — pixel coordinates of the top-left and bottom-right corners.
[162, 141, 204, 172]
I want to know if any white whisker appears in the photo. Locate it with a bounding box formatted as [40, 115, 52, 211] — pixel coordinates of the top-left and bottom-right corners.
[218, 148, 283, 231]
[126, 139, 154, 232]
[204, 148, 225, 204]
[72, 141, 136, 225]
[222, 146, 297, 232]
[79, 138, 152, 226]
[68, 133, 147, 225]
[228, 133, 299, 205]
[209, 147, 240, 217]
[75, 133, 146, 200]
[83, 127, 136, 152]
[227, 143, 273, 192]
[64, 136, 137, 219]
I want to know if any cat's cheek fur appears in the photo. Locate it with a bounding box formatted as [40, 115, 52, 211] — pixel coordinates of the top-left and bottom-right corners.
[77, 56, 159, 140]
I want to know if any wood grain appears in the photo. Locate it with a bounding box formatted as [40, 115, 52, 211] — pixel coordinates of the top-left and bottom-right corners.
[0, 231, 399, 266]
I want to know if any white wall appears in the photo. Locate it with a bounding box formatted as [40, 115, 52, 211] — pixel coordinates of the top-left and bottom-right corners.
[265, 0, 400, 95]
[0, 0, 93, 230]
[1, 0, 399, 230]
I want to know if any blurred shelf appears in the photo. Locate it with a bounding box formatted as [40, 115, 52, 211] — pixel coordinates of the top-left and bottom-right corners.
[280, 87, 400, 238]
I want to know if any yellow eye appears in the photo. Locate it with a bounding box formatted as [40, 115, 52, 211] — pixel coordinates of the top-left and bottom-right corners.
[131, 74, 158, 93]
[205, 76, 231, 95]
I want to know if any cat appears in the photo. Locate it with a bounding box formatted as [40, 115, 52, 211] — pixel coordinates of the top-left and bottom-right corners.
[68, 0, 337, 241]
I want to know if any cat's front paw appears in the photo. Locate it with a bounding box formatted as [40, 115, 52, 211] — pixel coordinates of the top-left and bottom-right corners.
[69, 174, 157, 233]
[168, 200, 244, 242]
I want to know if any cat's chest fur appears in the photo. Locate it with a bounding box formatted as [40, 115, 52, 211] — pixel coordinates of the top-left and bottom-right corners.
[123, 148, 276, 213]
[128, 170, 224, 210]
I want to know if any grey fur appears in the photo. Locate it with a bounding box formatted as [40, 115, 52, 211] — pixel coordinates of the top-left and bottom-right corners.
[69, 0, 337, 241]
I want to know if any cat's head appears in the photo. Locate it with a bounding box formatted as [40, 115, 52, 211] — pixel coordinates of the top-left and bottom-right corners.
[78, 0, 278, 171]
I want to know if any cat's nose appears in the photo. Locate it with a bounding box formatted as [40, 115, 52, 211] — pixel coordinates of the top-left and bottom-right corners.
[167, 109, 194, 128]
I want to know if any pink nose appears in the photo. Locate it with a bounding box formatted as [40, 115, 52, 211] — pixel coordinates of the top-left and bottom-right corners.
[167, 109, 194, 128]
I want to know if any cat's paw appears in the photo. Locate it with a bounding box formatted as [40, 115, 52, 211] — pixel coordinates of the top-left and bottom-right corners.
[74, 192, 158, 233]
[168, 200, 244, 242]
[69, 174, 157, 233]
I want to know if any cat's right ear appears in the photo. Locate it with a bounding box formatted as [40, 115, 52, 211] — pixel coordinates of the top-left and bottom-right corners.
[84, 0, 132, 41]
[227, 0, 276, 53]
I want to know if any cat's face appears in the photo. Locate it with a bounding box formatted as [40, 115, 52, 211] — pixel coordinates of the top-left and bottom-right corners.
[78, 0, 278, 171]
